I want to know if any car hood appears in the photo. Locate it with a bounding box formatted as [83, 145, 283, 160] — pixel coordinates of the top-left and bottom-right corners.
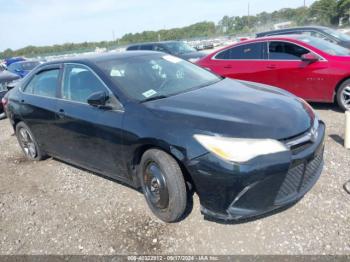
[144, 79, 314, 140]
[177, 51, 206, 60]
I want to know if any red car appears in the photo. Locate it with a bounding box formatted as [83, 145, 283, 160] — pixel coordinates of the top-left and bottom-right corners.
[197, 35, 350, 110]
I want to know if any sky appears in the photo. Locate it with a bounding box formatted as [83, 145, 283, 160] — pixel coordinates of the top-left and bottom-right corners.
[0, 0, 316, 51]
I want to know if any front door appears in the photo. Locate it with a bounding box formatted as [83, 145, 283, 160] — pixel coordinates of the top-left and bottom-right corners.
[267, 41, 330, 101]
[54, 63, 128, 180]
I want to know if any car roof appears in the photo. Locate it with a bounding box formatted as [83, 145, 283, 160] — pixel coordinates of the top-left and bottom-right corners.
[39, 51, 164, 66]
[11, 60, 40, 65]
[127, 41, 180, 47]
[257, 26, 329, 36]
[230, 35, 305, 45]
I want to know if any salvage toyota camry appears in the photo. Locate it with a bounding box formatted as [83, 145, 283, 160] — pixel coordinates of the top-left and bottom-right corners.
[5, 52, 325, 222]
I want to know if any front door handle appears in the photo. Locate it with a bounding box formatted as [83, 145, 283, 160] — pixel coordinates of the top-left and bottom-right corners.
[267, 65, 277, 69]
[224, 65, 232, 69]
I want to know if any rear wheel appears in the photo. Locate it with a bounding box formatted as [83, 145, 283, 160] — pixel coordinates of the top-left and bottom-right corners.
[139, 149, 187, 223]
[15, 122, 46, 161]
[336, 79, 350, 111]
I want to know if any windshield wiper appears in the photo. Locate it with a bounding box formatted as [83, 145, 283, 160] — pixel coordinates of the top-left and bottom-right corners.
[141, 95, 168, 103]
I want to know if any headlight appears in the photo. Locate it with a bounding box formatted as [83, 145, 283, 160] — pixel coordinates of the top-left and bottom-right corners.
[194, 134, 289, 163]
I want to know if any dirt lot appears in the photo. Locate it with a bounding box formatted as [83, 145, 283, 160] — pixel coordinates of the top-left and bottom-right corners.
[0, 103, 349, 255]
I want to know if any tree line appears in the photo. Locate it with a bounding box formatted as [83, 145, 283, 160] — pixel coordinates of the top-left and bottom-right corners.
[1, 0, 349, 59]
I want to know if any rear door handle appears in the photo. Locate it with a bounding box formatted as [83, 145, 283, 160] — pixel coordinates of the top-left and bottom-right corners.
[267, 65, 277, 69]
[57, 109, 66, 118]
[224, 65, 232, 69]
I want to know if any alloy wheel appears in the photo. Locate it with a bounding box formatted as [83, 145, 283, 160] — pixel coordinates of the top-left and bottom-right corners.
[18, 128, 37, 159]
[341, 85, 350, 110]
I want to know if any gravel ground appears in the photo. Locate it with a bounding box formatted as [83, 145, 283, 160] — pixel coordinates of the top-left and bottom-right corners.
[0, 103, 349, 255]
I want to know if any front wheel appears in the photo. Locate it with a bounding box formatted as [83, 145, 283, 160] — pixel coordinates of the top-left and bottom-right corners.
[15, 122, 46, 161]
[139, 149, 187, 223]
[336, 80, 350, 111]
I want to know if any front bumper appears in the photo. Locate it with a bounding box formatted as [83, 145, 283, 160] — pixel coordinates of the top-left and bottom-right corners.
[186, 121, 325, 221]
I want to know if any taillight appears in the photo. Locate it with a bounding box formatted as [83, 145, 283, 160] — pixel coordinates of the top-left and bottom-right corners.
[1, 97, 8, 107]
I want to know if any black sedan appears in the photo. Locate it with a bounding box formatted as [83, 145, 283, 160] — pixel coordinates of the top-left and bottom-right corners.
[5, 52, 325, 222]
[126, 41, 205, 63]
[256, 26, 350, 49]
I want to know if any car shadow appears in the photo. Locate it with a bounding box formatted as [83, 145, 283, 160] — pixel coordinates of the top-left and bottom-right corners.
[309, 102, 342, 113]
[203, 200, 300, 225]
[329, 134, 344, 146]
[50, 157, 195, 222]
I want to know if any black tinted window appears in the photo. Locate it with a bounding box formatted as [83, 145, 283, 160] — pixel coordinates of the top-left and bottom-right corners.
[216, 43, 264, 60]
[269, 41, 309, 60]
[140, 44, 154, 50]
[127, 45, 139, 50]
[24, 69, 59, 98]
[62, 65, 107, 103]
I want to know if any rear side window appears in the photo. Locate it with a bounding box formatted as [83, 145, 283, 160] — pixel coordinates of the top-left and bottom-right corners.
[269, 41, 309, 60]
[215, 42, 264, 60]
[24, 69, 59, 98]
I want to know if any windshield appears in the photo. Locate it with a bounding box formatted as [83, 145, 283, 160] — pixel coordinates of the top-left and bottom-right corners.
[96, 54, 221, 102]
[297, 36, 350, 56]
[323, 28, 350, 42]
[163, 42, 196, 55]
[21, 61, 40, 70]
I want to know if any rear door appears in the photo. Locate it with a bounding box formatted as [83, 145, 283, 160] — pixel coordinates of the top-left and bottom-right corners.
[18, 65, 62, 153]
[54, 63, 128, 180]
[267, 41, 330, 101]
[208, 41, 278, 86]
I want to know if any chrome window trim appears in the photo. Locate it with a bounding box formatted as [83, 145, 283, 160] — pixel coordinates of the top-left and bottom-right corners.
[212, 39, 327, 62]
[267, 40, 327, 62]
[212, 40, 267, 61]
[19, 63, 124, 113]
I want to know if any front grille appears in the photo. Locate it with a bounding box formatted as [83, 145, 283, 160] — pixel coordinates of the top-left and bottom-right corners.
[274, 152, 323, 205]
[300, 153, 323, 192]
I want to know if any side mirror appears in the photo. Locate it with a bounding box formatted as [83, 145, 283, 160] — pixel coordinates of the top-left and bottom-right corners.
[301, 52, 319, 63]
[6, 81, 18, 91]
[87, 91, 110, 109]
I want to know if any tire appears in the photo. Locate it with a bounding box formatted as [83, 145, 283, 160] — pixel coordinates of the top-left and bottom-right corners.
[336, 79, 350, 111]
[15, 122, 46, 161]
[0, 112, 6, 120]
[139, 149, 187, 223]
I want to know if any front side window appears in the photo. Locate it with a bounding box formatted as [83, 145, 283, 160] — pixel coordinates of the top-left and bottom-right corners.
[24, 69, 59, 98]
[268, 41, 309, 60]
[96, 54, 221, 102]
[215, 42, 264, 60]
[62, 64, 108, 103]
